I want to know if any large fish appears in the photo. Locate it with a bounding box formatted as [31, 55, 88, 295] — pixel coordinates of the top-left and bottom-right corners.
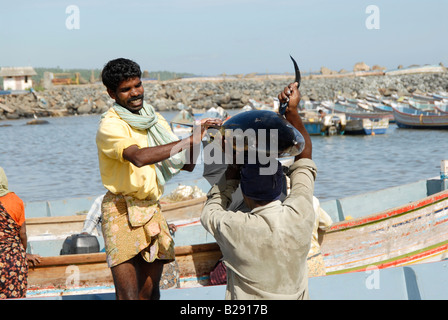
[210, 109, 305, 163]
[214, 56, 303, 162]
[278, 55, 301, 115]
[190, 56, 305, 164]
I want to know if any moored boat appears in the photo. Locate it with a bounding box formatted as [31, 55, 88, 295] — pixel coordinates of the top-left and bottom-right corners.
[392, 105, 448, 129]
[23, 258, 448, 300]
[322, 101, 394, 122]
[299, 109, 346, 136]
[434, 103, 448, 114]
[345, 117, 389, 135]
[26, 237, 222, 298]
[321, 187, 448, 275]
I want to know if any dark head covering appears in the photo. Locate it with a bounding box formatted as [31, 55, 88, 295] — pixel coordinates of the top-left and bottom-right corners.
[240, 160, 283, 202]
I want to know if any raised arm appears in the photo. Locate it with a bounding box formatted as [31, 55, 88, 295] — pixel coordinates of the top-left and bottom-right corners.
[278, 82, 312, 160]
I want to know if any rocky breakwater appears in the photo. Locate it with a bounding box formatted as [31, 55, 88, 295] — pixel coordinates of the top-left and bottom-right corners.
[302, 71, 448, 100]
[0, 84, 111, 120]
[1, 71, 447, 121]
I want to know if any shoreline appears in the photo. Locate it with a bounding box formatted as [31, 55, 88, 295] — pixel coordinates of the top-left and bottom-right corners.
[1, 71, 447, 121]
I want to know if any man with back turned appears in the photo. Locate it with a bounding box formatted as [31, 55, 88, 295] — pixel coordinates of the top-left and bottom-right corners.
[201, 81, 316, 299]
[96, 58, 220, 300]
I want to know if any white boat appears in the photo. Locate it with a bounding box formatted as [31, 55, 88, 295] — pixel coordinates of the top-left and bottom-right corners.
[345, 117, 389, 135]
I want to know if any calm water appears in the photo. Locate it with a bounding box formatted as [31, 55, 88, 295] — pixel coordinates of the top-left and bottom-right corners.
[1, 112, 448, 203]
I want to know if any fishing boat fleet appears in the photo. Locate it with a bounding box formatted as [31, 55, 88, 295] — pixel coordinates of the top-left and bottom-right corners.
[170, 90, 448, 139]
[306, 90, 448, 135]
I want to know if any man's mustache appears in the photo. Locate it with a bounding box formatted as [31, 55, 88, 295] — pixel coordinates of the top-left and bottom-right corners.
[128, 95, 144, 103]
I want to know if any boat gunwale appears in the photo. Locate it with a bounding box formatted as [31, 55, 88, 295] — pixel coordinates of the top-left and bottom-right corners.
[392, 106, 448, 123]
[326, 240, 448, 275]
[328, 189, 448, 233]
[29, 242, 220, 269]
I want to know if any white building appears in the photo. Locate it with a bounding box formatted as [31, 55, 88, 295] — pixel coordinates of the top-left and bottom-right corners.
[0, 67, 37, 90]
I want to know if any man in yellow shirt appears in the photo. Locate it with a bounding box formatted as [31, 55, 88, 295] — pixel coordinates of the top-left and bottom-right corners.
[96, 58, 220, 300]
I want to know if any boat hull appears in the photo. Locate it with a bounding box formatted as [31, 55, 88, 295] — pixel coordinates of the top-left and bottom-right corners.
[26, 240, 223, 298]
[321, 189, 448, 275]
[345, 118, 389, 135]
[393, 106, 448, 129]
[303, 122, 325, 135]
[21, 173, 448, 299]
[22, 258, 448, 300]
[301, 111, 346, 136]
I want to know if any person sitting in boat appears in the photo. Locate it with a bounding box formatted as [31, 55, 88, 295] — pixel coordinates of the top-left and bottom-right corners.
[0, 167, 41, 299]
[318, 109, 326, 120]
[81, 194, 105, 236]
[201, 82, 317, 300]
[96, 58, 221, 300]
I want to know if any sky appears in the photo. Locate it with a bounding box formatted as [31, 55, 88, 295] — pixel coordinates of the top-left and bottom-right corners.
[1, 0, 447, 76]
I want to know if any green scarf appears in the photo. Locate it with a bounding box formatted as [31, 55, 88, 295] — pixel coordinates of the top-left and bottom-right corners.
[0, 167, 11, 197]
[112, 102, 186, 187]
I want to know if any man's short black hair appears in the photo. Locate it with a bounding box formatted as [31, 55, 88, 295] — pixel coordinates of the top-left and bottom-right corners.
[101, 58, 142, 92]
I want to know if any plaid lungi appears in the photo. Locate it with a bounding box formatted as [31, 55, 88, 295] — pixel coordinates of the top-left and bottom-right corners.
[101, 191, 175, 268]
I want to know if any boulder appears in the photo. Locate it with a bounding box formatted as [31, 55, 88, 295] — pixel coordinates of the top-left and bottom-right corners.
[353, 62, 370, 72]
[320, 67, 336, 75]
[378, 88, 395, 96]
[214, 94, 231, 106]
[94, 98, 109, 113]
[372, 65, 386, 71]
[77, 102, 92, 114]
[229, 89, 242, 101]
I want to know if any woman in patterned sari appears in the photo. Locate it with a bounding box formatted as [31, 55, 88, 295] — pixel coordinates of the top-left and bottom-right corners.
[0, 167, 40, 299]
[0, 202, 28, 299]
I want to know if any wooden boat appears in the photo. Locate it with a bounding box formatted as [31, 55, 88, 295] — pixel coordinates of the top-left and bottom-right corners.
[322, 101, 391, 135]
[22, 257, 448, 300]
[23, 166, 448, 298]
[25, 183, 448, 299]
[26, 238, 223, 298]
[24, 179, 218, 297]
[299, 110, 346, 136]
[385, 64, 447, 76]
[370, 103, 393, 113]
[322, 102, 394, 122]
[434, 103, 448, 114]
[24, 185, 219, 297]
[24, 178, 211, 219]
[26, 195, 208, 240]
[344, 117, 389, 135]
[321, 187, 448, 275]
[392, 105, 448, 129]
[357, 95, 396, 123]
[407, 98, 436, 112]
[170, 109, 195, 136]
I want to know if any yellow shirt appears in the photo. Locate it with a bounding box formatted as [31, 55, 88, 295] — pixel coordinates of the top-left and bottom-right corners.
[96, 108, 174, 200]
